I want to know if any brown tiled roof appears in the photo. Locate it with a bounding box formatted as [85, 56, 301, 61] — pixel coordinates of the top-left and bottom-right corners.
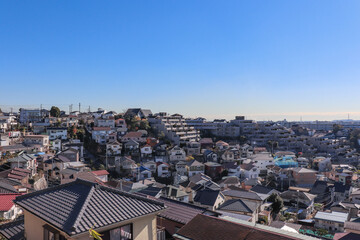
[93, 127, 111, 131]
[175, 214, 300, 240]
[123, 131, 143, 138]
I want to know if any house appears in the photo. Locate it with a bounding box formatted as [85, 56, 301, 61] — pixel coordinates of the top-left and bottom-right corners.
[91, 170, 109, 182]
[218, 198, 259, 223]
[334, 182, 352, 202]
[269, 221, 302, 233]
[46, 127, 68, 140]
[140, 144, 152, 158]
[314, 211, 349, 232]
[94, 117, 115, 128]
[124, 108, 152, 119]
[250, 184, 279, 196]
[193, 189, 225, 210]
[138, 186, 162, 198]
[219, 176, 240, 189]
[124, 139, 140, 151]
[6, 153, 38, 176]
[106, 140, 122, 155]
[204, 162, 223, 179]
[333, 232, 360, 240]
[169, 146, 186, 163]
[157, 163, 170, 178]
[143, 161, 157, 173]
[291, 167, 317, 187]
[163, 185, 189, 202]
[63, 140, 84, 159]
[203, 149, 217, 162]
[221, 149, 236, 163]
[240, 163, 259, 179]
[91, 127, 114, 144]
[156, 197, 219, 237]
[121, 131, 146, 143]
[60, 148, 79, 162]
[313, 157, 332, 172]
[117, 157, 138, 176]
[280, 190, 316, 219]
[0, 193, 23, 220]
[136, 166, 152, 181]
[250, 152, 274, 177]
[115, 118, 127, 136]
[23, 135, 49, 151]
[350, 189, 360, 204]
[309, 180, 331, 203]
[9, 178, 165, 240]
[174, 214, 318, 240]
[186, 141, 201, 156]
[186, 160, 205, 177]
[176, 161, 188, 176]
[216, 140, 229, 150]
[223, 162, 241, 178]
[199, 138, 213, 149]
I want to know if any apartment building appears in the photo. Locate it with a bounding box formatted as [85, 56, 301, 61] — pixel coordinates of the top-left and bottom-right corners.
[149, 113, 200, 145]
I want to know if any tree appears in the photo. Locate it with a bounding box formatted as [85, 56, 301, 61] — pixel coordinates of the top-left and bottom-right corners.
[268, 193, 284, 214]
[50, 106, 60, 117]
[139, 120, 150, 130]
[316, 228, 328, 237]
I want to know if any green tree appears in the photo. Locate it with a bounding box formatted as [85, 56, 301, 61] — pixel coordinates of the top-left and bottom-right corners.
[50, 106, 60, 117]
[333, 124, 343, 135]
[316, 228, 328, 237]
[139, 120, 150, 130]
[268, 193, 284, 214]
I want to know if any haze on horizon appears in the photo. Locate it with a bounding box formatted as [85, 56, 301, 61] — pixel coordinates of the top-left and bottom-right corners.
[1, 1, 360, 122]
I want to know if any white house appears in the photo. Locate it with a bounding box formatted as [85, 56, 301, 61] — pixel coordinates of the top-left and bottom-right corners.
[240, 163, 259, 179]
[140, 145, 153, 158]
[106, 140, 122, 155]
[250, 152, 274, 176]
[46, 127, 68, 140]
[187, 160, 205, 177]
[169, 146, 186, 163]
[175, 161, 188, 176]
[91, 170, 109, 182]
[157, 163, 170, 178]
[0, 193, 23, 220]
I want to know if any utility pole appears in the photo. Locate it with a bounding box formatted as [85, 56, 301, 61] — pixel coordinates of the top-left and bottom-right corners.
[106, 146, 108, 170]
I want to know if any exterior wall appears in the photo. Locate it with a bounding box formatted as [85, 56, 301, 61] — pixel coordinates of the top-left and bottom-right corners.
[315, 219, 345, 232]
[24, 210, 158, 240]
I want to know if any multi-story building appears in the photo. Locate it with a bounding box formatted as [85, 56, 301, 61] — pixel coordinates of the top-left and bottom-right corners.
[149, 113, 200, 145]
[46, 127, 68, 140]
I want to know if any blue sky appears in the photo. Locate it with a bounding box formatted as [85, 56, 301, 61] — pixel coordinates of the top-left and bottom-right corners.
[1, 1, 360, 121]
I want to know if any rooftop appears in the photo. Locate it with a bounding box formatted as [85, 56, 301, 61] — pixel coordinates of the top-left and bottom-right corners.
[14, 178, 165, 236]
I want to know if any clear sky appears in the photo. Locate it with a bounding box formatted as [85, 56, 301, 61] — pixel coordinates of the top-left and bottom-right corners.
[1, 1, 360, 121]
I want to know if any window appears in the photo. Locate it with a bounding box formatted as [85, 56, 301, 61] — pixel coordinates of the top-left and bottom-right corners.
[109, 224, 133, 240]
[43, 224, 66, 240]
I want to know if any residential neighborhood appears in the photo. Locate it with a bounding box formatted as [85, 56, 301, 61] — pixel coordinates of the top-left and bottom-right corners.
[0, 107, 360, 239]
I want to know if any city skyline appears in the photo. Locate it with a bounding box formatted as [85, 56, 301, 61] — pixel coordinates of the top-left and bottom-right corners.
[2, 1, 360, 121]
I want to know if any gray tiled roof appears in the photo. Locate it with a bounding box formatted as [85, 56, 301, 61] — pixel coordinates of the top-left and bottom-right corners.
[218, 199, 258, 213]
[6, 153, 36, 163]
[14, 178, 165, 236]
[0, 215, 24, 240]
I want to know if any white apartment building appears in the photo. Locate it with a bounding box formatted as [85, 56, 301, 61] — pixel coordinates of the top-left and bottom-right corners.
[149, 113, 200, 145]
